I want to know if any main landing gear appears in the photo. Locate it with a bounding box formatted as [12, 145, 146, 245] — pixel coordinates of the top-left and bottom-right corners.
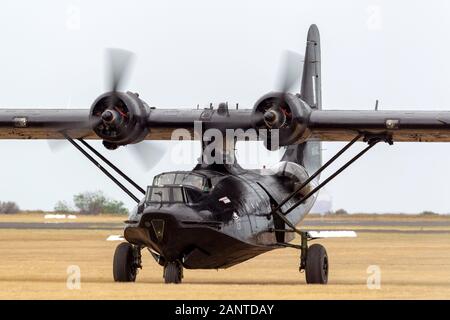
[299, 232, 328, 284]
[276, 231, 329, 284]
[113, 243, 142, 282]
[268, 133, 393, 284]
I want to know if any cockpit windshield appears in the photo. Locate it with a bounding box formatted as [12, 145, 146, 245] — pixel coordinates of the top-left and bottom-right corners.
[146, 186, 185, 203]
[153, 172, 208, 191]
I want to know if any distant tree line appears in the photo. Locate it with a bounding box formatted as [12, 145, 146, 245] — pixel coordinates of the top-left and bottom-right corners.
[0, 201, 20, 214]
[54, 191, 128, 215]
[0, 191, 128, 215]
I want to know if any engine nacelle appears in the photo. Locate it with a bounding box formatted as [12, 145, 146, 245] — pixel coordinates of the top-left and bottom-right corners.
[90, 91, 150, 149]
[252, 92, 311, 148]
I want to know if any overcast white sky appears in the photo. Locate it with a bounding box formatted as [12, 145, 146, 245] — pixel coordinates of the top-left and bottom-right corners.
[1, 0, 450, 213]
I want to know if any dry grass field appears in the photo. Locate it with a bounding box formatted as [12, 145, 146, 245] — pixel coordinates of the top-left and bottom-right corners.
[0, 213, 449, 299]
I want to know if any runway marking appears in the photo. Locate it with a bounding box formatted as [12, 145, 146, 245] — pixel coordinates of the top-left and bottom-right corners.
[307, 230, 357, 238]
[106, 235, 124, 241]
[44, 214, 67, 219]
[44, 214, 77, 220]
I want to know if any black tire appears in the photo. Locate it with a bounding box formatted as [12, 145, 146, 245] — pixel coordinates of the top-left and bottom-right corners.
[113, 242, 137, 282]
[164, 262, 183, 284]
[305, 244, 328, 284]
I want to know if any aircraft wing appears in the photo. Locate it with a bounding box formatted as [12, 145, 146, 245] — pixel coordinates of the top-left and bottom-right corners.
[307, 109, 450, 142]
[2, 107, 450, 143]
[0, 109, 95, 139]
[0, 107, 255, 140]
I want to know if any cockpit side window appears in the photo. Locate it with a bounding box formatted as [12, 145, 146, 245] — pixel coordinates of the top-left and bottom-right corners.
[184, 187, 203, 203]
[172, 187, 185, 202]
[210, 176, 224, 188]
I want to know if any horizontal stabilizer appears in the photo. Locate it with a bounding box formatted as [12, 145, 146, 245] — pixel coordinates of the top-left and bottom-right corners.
[307, 230, 357, 239]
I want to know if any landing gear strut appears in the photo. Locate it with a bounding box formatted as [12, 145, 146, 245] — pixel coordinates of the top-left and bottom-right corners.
[113, 242, 142, 282]
[163, 261, 183, 284]
[305, 244, 328, 284]
[299, 232, 328, 284]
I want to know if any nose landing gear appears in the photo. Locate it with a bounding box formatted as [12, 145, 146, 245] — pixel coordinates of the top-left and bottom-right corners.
[163, 261, 184, 284]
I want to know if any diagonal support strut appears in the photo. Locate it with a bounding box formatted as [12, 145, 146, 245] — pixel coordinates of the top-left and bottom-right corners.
[64, 134, 141, 203]
[77, 139, 146, 195]
[269, 133, 391, 235]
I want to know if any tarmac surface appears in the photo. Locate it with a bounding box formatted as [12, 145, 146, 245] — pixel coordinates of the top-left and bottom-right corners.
[0, 214, 449, 299]
[1, 218, 449, 233]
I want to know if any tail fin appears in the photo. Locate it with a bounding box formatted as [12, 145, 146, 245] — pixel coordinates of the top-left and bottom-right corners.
[300, 24, 321, 110]
[282, 24, 322, 181]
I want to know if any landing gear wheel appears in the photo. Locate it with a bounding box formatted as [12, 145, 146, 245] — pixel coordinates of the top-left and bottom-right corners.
[305, 244, 328, 284]
[113, 242, 138, 282]
[164, 261, 183, 284]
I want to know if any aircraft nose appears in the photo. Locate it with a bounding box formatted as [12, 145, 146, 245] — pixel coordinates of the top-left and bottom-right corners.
[144, 218, 165, 242]
[136, 210, 189, 261]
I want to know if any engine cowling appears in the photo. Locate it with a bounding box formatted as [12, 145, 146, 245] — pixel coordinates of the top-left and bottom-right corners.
[90, 91, 150, 149]
[252, 92, 311, 148]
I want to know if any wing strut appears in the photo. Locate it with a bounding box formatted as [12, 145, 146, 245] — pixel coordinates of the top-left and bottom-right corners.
[77, 139, 146, 195]
[269, 133, 392, 222]
[283, 135, 386, 216]
[268, 133, 393, 271]
[64, 135, 144, 203]
[269, 133, 363, 217]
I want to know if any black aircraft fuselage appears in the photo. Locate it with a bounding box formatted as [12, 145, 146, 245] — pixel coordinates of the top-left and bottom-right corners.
[124, 160, 318, 269]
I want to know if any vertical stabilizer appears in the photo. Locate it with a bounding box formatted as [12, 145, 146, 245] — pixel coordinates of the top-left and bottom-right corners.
[282, 25, 322, 184]
[300, 24, 321, 110]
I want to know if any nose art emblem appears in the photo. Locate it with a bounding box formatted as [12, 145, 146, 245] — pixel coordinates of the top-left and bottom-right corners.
[151, 219, 165, 242]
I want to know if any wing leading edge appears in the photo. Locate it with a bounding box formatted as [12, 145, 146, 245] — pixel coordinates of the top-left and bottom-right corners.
[0, 109, 95, 139]
[307, 109, 450, 142]
[2, 107, 450, 142]
[0, 108, 256, 140]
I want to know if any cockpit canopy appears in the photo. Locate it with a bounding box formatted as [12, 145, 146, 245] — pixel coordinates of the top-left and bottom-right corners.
[146, 171, 215, 205]
[146, 171, 228, 205]
[152, 171, 211, 192]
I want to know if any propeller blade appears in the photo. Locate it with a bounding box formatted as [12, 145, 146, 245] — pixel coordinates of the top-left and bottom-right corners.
[106, 48, 135, 93]
[275, 50, 304, 94]
[47, 139, 68, 153]
[127, 141, 167, 171]
[47, 117, 102, 152]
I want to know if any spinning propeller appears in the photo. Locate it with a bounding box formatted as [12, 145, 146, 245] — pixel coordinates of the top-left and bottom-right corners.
[49, 48, 166, 171]
[260, 50, 304, 129]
